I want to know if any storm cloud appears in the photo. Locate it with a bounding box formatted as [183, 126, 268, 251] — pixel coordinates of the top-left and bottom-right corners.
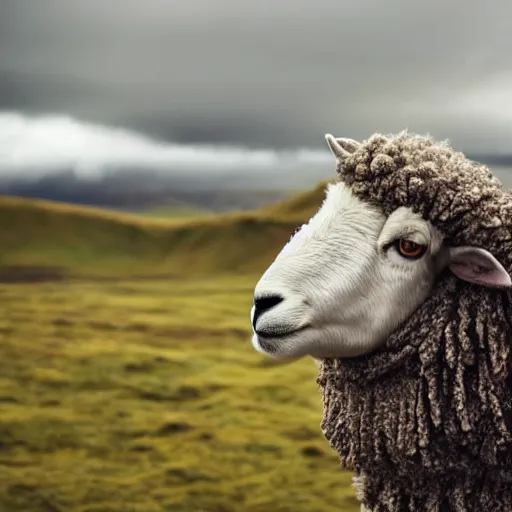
[0, 112, 331, 187]
[1, 0, 511, 154]
[0, 112, 333, 210]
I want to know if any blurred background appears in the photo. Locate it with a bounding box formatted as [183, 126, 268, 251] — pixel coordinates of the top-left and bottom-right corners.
[0, 1, 511, 511]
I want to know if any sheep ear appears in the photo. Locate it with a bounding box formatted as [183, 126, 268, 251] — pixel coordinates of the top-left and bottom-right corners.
[335, 137, 361, 154]
[448, 246, 512, 288]
[325, 134, 360, 162]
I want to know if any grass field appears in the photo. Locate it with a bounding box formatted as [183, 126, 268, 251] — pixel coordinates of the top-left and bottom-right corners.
[0, 187, 359, 512]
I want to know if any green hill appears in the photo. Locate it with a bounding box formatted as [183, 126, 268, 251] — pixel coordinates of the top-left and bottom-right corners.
[140, 206, 210, 221]
[0, 185, 361, 512]
[261, 180, 330, 219]
[0, 186, 326, 279]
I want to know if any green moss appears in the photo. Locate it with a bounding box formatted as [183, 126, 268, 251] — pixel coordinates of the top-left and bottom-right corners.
[0, 276, 358, 511]
[0, 188, 359, 510]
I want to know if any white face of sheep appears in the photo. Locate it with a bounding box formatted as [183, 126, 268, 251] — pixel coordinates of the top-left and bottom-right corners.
[251, 134, 512, 360]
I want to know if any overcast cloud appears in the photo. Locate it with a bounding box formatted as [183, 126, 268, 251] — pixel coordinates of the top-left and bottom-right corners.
[0, 112, 331, 188]
[0, 0, 511, 187]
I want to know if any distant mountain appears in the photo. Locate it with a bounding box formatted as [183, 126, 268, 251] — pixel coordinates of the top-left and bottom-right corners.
[0, 153, 510, 213]
[0, 169, 295, 213]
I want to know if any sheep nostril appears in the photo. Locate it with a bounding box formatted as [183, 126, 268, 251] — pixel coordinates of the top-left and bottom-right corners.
[252, 294, 284, 329]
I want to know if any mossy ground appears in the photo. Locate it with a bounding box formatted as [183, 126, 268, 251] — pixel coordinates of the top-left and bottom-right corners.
[0, 275, 359, 512]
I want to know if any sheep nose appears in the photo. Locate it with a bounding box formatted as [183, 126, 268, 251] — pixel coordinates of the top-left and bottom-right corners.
[252, 294, 284, 330]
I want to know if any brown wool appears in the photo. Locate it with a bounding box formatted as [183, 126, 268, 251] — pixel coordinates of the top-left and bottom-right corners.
[317, 132, 512, 511]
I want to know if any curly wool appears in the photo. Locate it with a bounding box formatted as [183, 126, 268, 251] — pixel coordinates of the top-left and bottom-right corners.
[317, 132, 512, 511]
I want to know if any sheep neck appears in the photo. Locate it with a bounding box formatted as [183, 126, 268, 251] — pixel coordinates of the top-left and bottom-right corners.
[317, 276, 512, 511]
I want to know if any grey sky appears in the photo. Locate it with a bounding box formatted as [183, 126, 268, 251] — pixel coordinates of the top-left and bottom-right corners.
[1, 0, 511, 155]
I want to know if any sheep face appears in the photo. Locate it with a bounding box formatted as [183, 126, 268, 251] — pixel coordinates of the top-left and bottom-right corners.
[250, 134, 512, 360]
[251, 182, 446, 359]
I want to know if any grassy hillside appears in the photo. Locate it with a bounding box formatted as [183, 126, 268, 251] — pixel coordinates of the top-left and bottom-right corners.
[140, 206, 210, 221]
[261, 181, 330, 220]
[0, 274, 358, 512]
[0, 185, 360, 511]
[0, 191, 325, 278]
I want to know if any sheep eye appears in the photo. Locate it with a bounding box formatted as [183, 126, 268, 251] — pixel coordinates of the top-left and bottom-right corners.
[396, 239, 427, 259]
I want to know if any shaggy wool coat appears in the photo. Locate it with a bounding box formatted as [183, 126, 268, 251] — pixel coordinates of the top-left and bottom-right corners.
[317, 133, 512, 511]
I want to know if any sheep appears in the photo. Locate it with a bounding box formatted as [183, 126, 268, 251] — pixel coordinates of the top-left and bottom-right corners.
[250, 131, 512, 511]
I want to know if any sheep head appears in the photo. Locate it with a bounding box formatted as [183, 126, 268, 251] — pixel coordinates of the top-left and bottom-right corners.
[251, 132, 512, 360]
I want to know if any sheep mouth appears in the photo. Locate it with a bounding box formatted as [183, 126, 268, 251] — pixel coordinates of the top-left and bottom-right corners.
[255, 325, 310, 340]
[252, 326, 314, 360]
